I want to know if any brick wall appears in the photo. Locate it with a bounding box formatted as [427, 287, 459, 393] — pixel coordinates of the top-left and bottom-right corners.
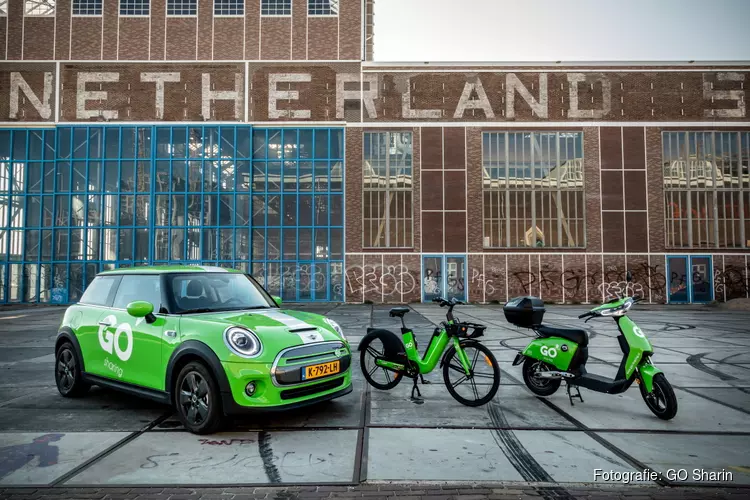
[2, 0, 362, 61]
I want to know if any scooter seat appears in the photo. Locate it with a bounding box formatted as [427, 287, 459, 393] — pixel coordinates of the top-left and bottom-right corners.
[536, 325, 588, 346]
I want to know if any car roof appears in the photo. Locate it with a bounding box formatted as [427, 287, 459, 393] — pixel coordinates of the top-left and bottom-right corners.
[97, 265, 245, 276]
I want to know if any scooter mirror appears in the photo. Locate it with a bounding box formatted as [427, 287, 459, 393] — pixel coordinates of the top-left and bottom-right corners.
[626, 270, 632, 282]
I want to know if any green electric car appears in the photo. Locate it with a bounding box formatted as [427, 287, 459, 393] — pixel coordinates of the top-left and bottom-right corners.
[54, 266, 352, 434]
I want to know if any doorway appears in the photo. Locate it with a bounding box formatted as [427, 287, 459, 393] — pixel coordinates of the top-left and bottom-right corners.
[422, 255, 467, 303]
[667, 255, 714, 303]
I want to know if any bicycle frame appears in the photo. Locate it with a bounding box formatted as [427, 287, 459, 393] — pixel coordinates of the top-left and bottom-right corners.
[374, 322, 473, 375]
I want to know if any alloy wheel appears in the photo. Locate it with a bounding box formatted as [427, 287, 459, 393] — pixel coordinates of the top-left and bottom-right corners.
[179, 372, 211, 425]
[56, 349, 76, 391]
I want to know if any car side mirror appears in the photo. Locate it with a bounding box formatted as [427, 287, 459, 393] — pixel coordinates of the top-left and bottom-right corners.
[626, 270, 632, 283]
[271, 295, 282, 307]
[127, 300, 156, 324]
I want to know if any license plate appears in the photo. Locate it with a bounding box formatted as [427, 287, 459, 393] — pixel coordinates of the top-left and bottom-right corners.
[302, 360, 340, 380]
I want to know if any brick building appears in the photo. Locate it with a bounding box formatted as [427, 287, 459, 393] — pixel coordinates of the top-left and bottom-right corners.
[0, 0, 748, 305]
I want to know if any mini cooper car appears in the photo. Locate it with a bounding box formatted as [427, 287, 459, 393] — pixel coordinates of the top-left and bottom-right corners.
[54, 266, 352, 434]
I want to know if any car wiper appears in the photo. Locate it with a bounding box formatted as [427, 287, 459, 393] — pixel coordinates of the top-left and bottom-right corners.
[179, 308, 215, 314]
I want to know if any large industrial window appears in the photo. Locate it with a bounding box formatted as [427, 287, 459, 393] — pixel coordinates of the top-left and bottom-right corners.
[25, 0, 56, 16]
[250, 129, 344, 302]
[0, 126, 344, 304]
[663, 131, 750, 248]
[482, 131, 585, 248]
[73, 0, 102, 15]
[120, 0, 149, 16]
[167, 0, 197, 15]
[261, 0, 291, 16]
[0, 0, 8, 16]
[308, 0, 338, 15]
[215, 0, 243, 16]
[363, 131, 413, 248]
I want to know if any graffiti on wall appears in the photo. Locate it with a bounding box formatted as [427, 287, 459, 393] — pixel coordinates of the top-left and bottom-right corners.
[344, 264, 417, 298]
[714, 265, 749, 299]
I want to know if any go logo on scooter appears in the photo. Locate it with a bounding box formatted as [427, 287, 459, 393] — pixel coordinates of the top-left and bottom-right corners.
[540, 345, 559, 358]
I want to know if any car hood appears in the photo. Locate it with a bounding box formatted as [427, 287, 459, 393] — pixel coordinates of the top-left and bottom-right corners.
[187, 308, 344, 349]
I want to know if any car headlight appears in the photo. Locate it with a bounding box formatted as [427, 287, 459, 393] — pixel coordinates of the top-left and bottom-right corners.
[324, 318, 347, 342]
[224, 327, 262, 358]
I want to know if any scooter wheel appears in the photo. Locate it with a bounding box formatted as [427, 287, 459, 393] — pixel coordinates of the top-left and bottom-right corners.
[640, 373, 678, 420]
[522, 358, 561, 396]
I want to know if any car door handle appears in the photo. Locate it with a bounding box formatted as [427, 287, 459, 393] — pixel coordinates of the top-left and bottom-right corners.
[98, 321, 113, 327]
[164, 330, 176, 338]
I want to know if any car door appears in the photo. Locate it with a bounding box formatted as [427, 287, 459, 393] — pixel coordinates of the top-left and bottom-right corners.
[89, 274, 167, 390]
[73, 275, 122, 375]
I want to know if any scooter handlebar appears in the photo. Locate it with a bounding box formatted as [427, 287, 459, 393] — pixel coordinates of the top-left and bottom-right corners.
[578, 312, 593, 319]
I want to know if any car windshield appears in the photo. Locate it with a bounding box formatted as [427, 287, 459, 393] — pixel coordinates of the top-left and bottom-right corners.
[166, 273, 275, 314]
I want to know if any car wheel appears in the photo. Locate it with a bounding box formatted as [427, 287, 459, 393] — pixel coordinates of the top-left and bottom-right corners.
[55, 342, 90, 398]
[174, 361, 224, 435]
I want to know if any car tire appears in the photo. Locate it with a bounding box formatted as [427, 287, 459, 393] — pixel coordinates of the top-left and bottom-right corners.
[174, 361, 224, 435]
[55, 342, 90, 398]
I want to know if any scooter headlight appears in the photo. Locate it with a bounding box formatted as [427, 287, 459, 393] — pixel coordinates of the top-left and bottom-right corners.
[324, 318, 347, 342]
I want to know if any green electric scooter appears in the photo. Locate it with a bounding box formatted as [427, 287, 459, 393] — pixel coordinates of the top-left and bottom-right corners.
[506, 271, 678, 420]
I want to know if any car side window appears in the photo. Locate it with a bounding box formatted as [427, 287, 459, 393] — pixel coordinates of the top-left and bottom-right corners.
[79, 276, 120, 306]
[112, 275, 162, 311]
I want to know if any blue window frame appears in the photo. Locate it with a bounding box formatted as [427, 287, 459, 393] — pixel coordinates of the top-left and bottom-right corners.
[0, 126, 344, 304]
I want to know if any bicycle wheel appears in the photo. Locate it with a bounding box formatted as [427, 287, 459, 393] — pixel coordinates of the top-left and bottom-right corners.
[442, 341, 500, 407]
[360, 336, 403, 390]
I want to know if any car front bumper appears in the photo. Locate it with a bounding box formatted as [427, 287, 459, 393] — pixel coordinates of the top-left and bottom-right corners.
[219, 343, 353, 415]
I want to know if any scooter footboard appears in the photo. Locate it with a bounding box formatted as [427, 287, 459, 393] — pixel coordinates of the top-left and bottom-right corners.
[521, 337, 579, 371]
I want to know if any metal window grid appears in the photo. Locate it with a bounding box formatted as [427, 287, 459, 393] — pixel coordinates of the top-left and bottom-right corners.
[25, 0, 56, 16]
[120, 0, 149, 16]
[0, 126, 345, 305]
[167, 0, 196, 16]
[214, 0, 243, 15]
[261, 0, 290, 16]
[662, 131, 749, 249]
[0, 0, 8, 16]
[73, 0, 102, 15]
[308, 0, 338, 15]
[362, 131, 414, 249]
[481, 131, 586, 249]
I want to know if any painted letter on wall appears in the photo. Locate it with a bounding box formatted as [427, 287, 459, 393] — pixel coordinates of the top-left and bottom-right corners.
[9, 72, 53, 120]
[336, 73, 378, 119]
[506, 73, 548, 119]
[567, 73, 612, 119]
[453, 77, 495, 119]
[202, 73, 243, 120]
[703, 72, 746, 118]
[76, 72, 119, 120]
[141, 72, 181, 120]
[268, 73, 311, 119]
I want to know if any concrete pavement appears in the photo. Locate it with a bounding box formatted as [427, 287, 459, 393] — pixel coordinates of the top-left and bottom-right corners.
[1, 302, 750, 498]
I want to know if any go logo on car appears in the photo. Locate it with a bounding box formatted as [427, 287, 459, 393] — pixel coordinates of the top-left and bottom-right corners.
[54, 266, 353, 435]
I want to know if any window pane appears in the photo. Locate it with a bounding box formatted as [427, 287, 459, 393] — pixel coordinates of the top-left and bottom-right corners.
[80, 276, 119, 306]
[120, 0, 149, 15]
[167, 0, 196, 15]
[308, 0, 338, 15]
[113, 275, 162, 310]
[261, 0, 290, 15]
[73, 0, 102, 16]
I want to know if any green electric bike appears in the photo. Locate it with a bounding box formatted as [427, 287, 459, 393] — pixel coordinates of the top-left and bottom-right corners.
[358, 298, 501, 406]
[507, 272, 678, 420]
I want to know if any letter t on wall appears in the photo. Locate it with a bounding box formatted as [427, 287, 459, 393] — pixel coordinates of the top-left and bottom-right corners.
[141, 72, 180, 120]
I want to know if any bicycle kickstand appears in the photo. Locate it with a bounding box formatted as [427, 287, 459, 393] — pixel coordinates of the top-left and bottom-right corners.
[419, 374, 431, 384]
[410, 376, 424, 405]
[566, 382, 584, 406]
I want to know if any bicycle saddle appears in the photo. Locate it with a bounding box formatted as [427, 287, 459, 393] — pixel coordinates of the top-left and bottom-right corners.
[389, 307, 410, 318]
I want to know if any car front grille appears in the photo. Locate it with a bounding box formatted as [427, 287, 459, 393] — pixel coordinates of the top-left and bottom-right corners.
[279, 377, 345, 400]
[272, 341, 350, 386]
